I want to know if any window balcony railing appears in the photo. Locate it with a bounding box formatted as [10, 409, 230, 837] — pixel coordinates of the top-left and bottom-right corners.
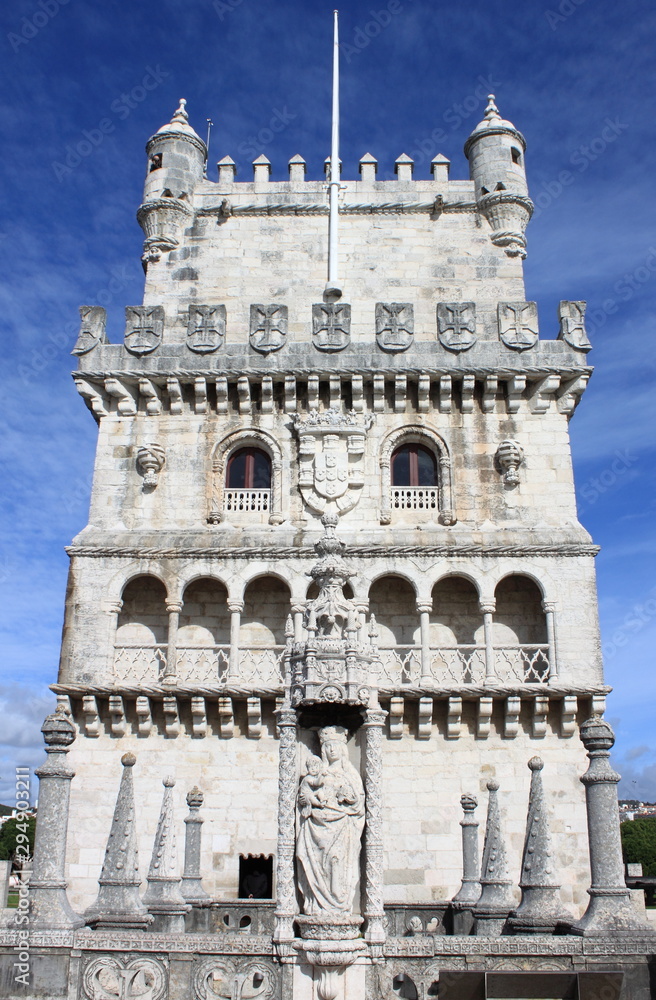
[224, 489, 270, 513]
[493, 645, 550, 684]
[390, 487, 439, 511]
[113, 644, 167, 683]
[112, 644, 284, 687]
[175, 646, 230, 684]
[373, 644, 551, 686]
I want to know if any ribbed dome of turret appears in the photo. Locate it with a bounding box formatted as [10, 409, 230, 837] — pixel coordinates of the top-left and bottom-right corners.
[464, 95, 526, 154]
[154, 99, 205, 146]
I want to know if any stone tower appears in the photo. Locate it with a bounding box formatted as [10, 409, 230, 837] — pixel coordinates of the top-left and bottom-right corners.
[4, 89, 655, 1000]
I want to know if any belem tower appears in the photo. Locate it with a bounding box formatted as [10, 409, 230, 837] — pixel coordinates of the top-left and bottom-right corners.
[2, 57, 655, 1000]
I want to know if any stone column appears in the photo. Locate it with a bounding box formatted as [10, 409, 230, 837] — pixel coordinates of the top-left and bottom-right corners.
[228, 601, 243, 679]
[85, 752, 152, 930]
[355, 601, 369, 644]
[480, 601, 497, 684]
[507, 757, 571, 934]
[362, 707, 387, 950]
[416, 602, 433, 686]
[269, 457, 284, 525]
[291, 603, 305, 642]
[143, 777, 190, 932]
[273, 705, 298, 953]
[438, 455, 455, 525]
[180, 787, 210, 905]
[28, 706, 84, 930]
[106, 600, 123, 679]
[571, 717, 650, 935]
[542, 600, 558, 680]
[473, 780, 515, 936]
[163, 601, 183, 684]
[451, 794, 481, 933]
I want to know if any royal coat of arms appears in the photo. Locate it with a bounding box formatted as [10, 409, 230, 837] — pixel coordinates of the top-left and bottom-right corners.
[557, 300, 591, 351]
[72, 306, 108, 355]
[436, 302, 476, 351]
[375, 302, 414, 352]
[312, 303, 351, 352]
[186, 305, 226, 353]
[498, 301, 538, 351]
[249, 304, 288, 353]
[293, 409, 373, 515]
[124, 306, 164, 356]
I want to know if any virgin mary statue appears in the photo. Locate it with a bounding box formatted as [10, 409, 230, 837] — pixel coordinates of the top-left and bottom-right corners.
[296, 726, 365, 914]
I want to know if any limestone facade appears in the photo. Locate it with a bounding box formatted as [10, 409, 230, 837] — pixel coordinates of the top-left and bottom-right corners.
[4, 93, 653, 1000]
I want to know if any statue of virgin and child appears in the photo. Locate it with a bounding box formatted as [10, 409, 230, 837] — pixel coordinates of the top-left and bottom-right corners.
[295, 726, 365, 914]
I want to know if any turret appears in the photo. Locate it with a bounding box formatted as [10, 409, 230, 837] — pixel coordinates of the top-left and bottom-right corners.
[464, 95, 533, 259]
[137, 100, 207, 268]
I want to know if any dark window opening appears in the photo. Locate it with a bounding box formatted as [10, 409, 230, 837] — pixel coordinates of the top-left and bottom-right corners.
[149, 153, 162, 172]
[393, 974, 418, 999]
[226, 448, 271, 489]
[495, 182, 506, 191]
[162, 188, 174, 197]
[480, 185, 489, 194]
[391, 444, 437, 487]
[511, 147, 522, 164]
[238, 854, 273, 898]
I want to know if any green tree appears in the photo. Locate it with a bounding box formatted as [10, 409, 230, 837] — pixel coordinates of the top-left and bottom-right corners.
[0, 816, 36, 864]
[621, 817, 656, 877]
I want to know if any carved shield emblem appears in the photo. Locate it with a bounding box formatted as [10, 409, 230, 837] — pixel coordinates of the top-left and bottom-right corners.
[498, 301, 538, 351]
[124, 306, 164, 356]
[312, 303, 351, 351]
[249, 304, 288, 353]
[72, 305, 107, 355]
[376, 302, 414, 352]
[187, 305, 226, 353]
[437, 302, 476, 351]
[314, 437, 349, 499]
[558, 300, 591, 351]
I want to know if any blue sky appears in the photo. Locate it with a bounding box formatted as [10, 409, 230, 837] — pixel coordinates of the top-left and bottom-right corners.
[0, 0, 654, 804]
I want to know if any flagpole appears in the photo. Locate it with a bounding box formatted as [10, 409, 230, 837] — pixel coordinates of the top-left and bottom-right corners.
[326, 9, 342, 299]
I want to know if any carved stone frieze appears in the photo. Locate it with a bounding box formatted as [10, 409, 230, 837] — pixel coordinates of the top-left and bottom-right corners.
[498, 301, 538, 351]
[72, 306, 108, 355]
[558, 300, 591, 351]
[187, 304, 226, 353]
[250, 304, 288, 353]
[312, 303, 351, 351]
[193, 957, 279, 1000]
[124, 306, 164, 356]
[436, 302, 476, 351]
[375, 302, 414, 352]
[293, 408, 373, 516]
[81, 953, 167, 1000]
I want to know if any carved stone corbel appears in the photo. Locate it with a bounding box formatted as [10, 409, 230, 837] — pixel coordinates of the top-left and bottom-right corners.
[495, 439, 524, 486]
[136, 444, 165, 488]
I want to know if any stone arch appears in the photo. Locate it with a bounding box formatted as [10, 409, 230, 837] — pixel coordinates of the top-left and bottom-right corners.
[368, 575, 419, 645]
[209, 428, 284, 526]
[430, 575, 483, 645]
[178, 578, 230, 646]
[105, 562, 173, 605]
[240, 575, 292, 647]
[379, 424, 455, 525]
[493, 574, 547, 644]
[115, 575, 168, 645]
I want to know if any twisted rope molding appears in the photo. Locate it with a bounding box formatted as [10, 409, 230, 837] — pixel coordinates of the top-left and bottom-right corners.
[75, 365, 592, 381]
[53, 682, 609, 700]
[197, 199, 475, 218]
[65, 543, 600, 559]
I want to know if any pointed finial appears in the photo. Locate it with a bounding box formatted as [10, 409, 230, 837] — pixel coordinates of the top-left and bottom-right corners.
[172, 99, 188, 123]
[484, 95, 501, 121]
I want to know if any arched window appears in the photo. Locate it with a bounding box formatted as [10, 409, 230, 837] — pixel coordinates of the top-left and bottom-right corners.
[391, 444, 437, 487]
[226, 448, 271, 489]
